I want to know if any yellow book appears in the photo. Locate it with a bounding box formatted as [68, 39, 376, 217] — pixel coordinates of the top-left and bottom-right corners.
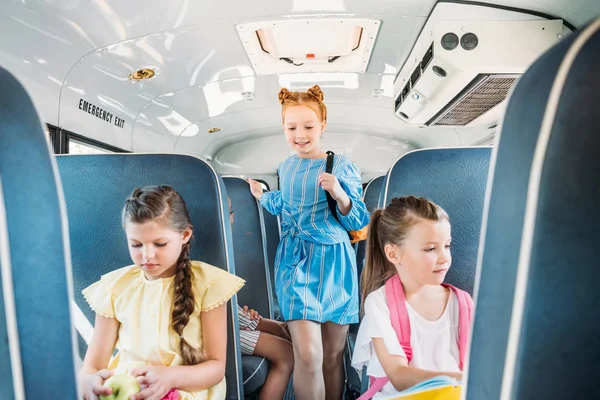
[376, 376, 461, 400]
[385, 385, 461, 400]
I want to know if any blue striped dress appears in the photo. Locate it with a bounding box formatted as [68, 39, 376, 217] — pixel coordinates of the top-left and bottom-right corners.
[260, 154, 370, 325]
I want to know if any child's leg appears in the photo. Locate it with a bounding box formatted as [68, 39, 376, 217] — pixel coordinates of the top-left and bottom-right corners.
[321, 321, 348, 400]
[256, 318, 291, 342]
[287, 320, 325, 400]
[252, 332, 294, 400]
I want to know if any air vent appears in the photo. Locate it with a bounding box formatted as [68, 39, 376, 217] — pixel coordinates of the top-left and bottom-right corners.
[428, 74, 519, 126]
[395, 43, 433, 112]
[392, 4, 563, 127]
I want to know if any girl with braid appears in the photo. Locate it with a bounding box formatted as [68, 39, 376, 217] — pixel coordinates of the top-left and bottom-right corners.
[78, 185, 244, 400]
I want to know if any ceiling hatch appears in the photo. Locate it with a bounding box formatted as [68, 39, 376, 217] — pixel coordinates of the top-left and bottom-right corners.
[236, 18, 380, 75]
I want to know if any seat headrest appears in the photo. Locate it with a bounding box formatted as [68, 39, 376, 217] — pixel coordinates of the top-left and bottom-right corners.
[363, 176, 385, 214]
[382, 147, 491, 294]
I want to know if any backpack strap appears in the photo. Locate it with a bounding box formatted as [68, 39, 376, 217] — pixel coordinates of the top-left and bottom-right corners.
[357, 274, 412, 400]
[325, 150, 335, 173]
[357, 377, 389, 400]
[442, 283, 474, 370]
[385, 274, 413, 362]
[325, 151, 339, 221]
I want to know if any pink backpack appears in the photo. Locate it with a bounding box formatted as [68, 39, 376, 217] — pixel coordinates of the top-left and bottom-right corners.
[357, 274, 473, 400]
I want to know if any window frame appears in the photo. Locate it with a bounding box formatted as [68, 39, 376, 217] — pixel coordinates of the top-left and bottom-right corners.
[46, 125, 128, 154]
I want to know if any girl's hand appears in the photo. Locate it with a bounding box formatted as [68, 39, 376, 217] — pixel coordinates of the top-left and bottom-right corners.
[242, 305, 262, 321]
[248, 179, 264, 201]
[80, 369, 114, 400]
[449, 372, 463, 381]
[318, 173, 347, 202]
[130, 366, 174, 400]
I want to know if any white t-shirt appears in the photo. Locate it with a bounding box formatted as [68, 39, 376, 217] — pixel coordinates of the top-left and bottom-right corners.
[351, 286, 461, 399]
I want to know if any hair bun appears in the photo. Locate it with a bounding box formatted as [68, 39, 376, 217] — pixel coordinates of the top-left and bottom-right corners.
[307, 85, 324, 102]
[126, 188, 143, 203]
[278, 88, 291, 105]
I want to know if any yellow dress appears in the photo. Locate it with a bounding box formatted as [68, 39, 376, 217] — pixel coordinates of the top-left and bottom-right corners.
[83, 261, 245, 400]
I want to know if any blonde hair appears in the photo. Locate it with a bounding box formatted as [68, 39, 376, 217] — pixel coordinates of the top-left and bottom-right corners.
[278, 85, 327, 124]
[361, 196, 450, 310]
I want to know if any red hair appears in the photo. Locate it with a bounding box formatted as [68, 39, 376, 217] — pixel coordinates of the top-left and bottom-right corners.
[278, 85, 327, 124]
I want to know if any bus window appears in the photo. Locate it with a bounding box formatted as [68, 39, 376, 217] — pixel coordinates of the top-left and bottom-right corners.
[68, 139, 111, 154]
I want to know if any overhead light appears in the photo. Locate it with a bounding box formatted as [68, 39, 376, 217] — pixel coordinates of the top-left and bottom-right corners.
[129, 68, 155, 81]
[278, 72, 359, 89]
[255, 25, 363, 62]
[237, 18, 380, 75]
[207, 127, 221, 133]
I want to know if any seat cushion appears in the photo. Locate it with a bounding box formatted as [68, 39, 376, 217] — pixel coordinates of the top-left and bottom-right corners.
[242, 356, 269, 395]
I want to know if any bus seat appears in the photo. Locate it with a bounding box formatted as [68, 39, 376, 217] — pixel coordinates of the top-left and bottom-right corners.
[56, 154, 244, 400]
[351, 150, 490, 396]
[0, 66, 78, 398]
[223, 176, 274, 396]
[224, 177, 274, 318]
[262, 199, 282, 321]
[364, 176, 386, 215]
[355, 175, 386, 296]
[381, 148, 491, 295]
[466, 18, 600, 400]
[346, 175, 386, 396]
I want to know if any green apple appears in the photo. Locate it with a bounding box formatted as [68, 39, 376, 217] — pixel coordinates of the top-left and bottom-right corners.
[99, 373, 141, 400]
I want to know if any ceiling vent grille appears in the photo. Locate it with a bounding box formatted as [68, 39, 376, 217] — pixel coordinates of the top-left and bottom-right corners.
[428, 74, 519, 126]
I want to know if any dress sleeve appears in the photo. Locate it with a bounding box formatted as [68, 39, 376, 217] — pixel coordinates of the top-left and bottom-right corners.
[82, 270, 127, 318]
[336, 162, 370, 231]
[259, 190, 283, 216]
[196, 265, 245, 312]
[352, 290, 407, 378]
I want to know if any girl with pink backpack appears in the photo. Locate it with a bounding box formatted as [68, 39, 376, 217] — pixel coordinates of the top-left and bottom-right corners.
[351, 196, 473, 399]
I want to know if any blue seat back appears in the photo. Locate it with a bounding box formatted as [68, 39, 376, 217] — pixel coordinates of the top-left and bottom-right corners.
[223, 177, 274, 318]
[0, 66, 78, 398]
[467, 19, 600, 399]
[381, 148, 491, 294]
[355, 175, 385, 291]
[56, 154, 243, 400]
[262, 200, 281, 319]
[363, 176, 385, 215]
